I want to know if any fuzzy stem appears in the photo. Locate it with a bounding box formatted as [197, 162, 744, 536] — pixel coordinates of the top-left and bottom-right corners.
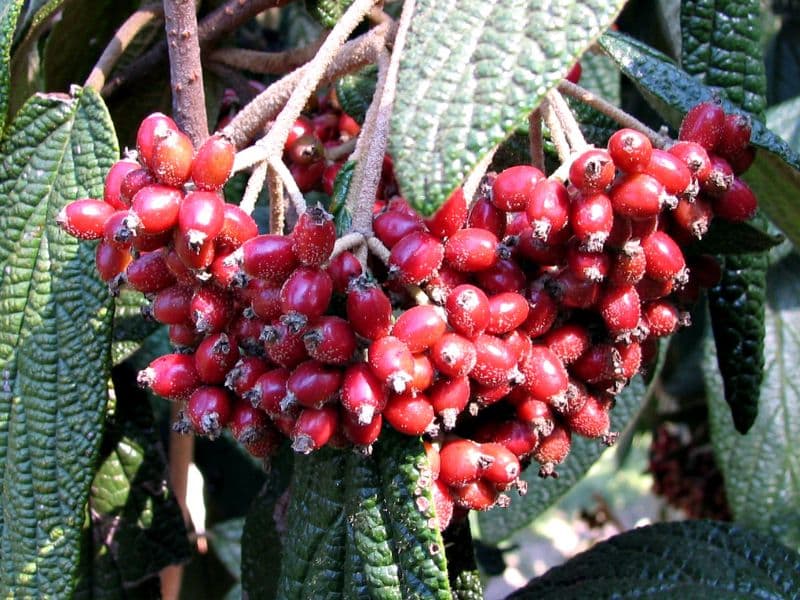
[241, 161, 268, 216]
[366, 235, 390, 263]
[528, 108, 545, 171]
[163, 0, 208, 146]
[558, 80, 672, 148]
[541, 99, 570, 164]
[325, 137, 357, 161]
[85, 3, 164, 91]
[268, 165, 285, 234]
[547, 89, 587, 152]
[330, 231, 365, 259]
[227, 22, 391, 152]
[269, 158, 306, 216]
[209, 33, 327, 74]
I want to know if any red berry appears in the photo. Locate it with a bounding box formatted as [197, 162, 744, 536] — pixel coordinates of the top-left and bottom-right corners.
[192, 134, 235, 190]
[174, 227, 216, 271]
[616, 341, 642, 380]
[668, 141, 712, 182]
[519, 345, 569, 404]
[425, 266, 471, 304]
[230, 313, 266, 354]
[368, 336, 415, 393]
[481, 442, 521, 486]
[291, 405, 339, 453]
[136, 113, 178, 170]
[492, 165, 544, 212]
[712, 177, 757, 222]
[439, 439, 491, 487]
[177, 191, 225, 251]
[95, 241, 132, 282]
[229, 401, 270, 447]
[326, 251, 362, 293]
[389, 231, 444, 284]
[249, 282, 283, 321]
[338, 112, 361, 138]
[645, 149, 692, 196]
[247, 368, 289, 416]
[138, 353, 199, 400]
[280, 266, 333, 324]
[533, 425, 572, 477]
[57, 198, 116, 240]
[322, 161, 344, 196]
[104, 160, 139, 209]
[428, 376, 470, 428]
[446, 284, 490, 339]
[410, 353, 435, 393]
[520, 284, 559, 338]
[373, 209, 425, 249]
[451, 479, 501, 511]
[217, 204, 259, 248]
[392, 305, 447, 353]
[262, 320, 309, 369]
[290, 159, 324, 192]
[470, 334, 519, 387]
[567, 243, 611, 282]
[474, 259, 527, 295]
[679, 101, 725, 150]
[567, 394, 611, 439]
[571, 343, 621, 384]
[700, 155, 735, 196]
[643, 300, 681, 337]
[285, 360, 342, 409]
[726, 146, 756, 175]
[195, 332, 240, 384]
[209, 250, 241, 288]
[636, 276, 674, 302]
[431, 479, 454, 531]
[102, 210, 140, 249]
[467, 198, 506, 238]
[569, 148, 615, 193]
[125, 250, 176, 293]
[566, 61, 582, 83]
[672, 196, 713, 239]
[151, 128, 194, 187]
[475, 419, 539, 458]
[342, 411, 383, 447]
[610, 174, 665, 221]
[544, 323, 591, 365]
[717, 113, 752, 158]
[168, 323, 201, 348]
[503, 329, 533, 363]
[120, 168, 157, 205]
[551, 268, 601, 310]
[641, 231, 686, 283]
[607, 128, 653, 173]
[131, 185, 183, 234]
[424, 187, 467, 238]
[598, 284, 641, 337]
[186, 386, 233, 438]
[152, 284, 193, 324]
[240, 234, 298, 284]
[190, 286, 234, 334]
[341, 363, 387, 425]
[303, 315, 357, 365]
[346, 275, 392, 340]
[430, 333, 477, 378]
[525, 179, 570, 239]
[292, 206, 336, 266]
[383, 392, 435, 435]
[486, 292, 529, 335]
[225, 356, 269, 398]
[444, 228, 498, 272]
[511, 394, 555, 435]
[284, 116, 314, 151]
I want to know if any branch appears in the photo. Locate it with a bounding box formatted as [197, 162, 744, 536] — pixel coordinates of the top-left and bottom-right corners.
[103, 0, 288, 98]
[163, 0, 208, 146]
[241, 160, 268, 216]
[209, 33, 327, 74]
[85, 3, 164, 91]
[268, 165, 285, 234]
[541, 99, 570, 164]
[547, 89, 587, 153]
[528, 108, 545, 172]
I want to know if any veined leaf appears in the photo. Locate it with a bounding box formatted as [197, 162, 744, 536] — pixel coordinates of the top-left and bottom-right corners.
[0, 88, 117, 597]
[0, 0, 23, 134]
[390, 0, 627, 216]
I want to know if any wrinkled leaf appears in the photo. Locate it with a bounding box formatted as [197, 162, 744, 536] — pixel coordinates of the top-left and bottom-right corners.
[305, 0, 354, 29]
[694, 217, 784, 255]
[208, 518, 245, 581]
[509, 521, 800, 598]
[390, 0, 627, 215]
[0, 0, 23, 133]
[0, 87, 116, 597]
[706, 252, 800, 550]
[336, 66, 377, 125]
[111, 290, 159, 366]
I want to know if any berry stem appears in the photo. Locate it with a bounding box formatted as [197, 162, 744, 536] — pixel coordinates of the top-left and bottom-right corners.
[241, 160, 268, 216]
[268, 164, 285, 234]
[325, 137, 357, 161]
[209, 32, 327, 74]
[330, 231, 366, 259]
[366, 235, 391, 263]
[528, 108, 545, 171]
[558, 80, 672, 148]
[541, 98, 570, 163]
[270, 158, 307, 215]
[85, 3, 164, 91]
[547, 89, 587, 152]
[163, 0, 208, 147]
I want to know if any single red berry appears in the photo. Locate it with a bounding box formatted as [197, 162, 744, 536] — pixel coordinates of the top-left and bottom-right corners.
[609, 241, 647, 286]
[511, 394, 555, 436]
[566, 243, 611, 282]
[470, 334, 519, 387]
[240, 234, 298, 284]
[392, 305, 447, 353]
[598, 284, 641, 337]
[567, 394, 612, 440]
[125, 250, 176, 293]
[668, 141, 712, 182]
[249, 282, 282, 322]
[190, 286, 234, 334]
[607, 128, 653, 173]
[503, 328, 533, 363]
[290, 159, 324, 192]
[261, 320, 309, 369]
[225, 356, 269, 398]
[338, 112, 361, 138]
[104, 160, 140, 209]
[195, 332, 240, 384]
[672, 196, 713, 239]
[472, 381, 512, 407]
[474, 259, 527, 295]
[151, 128, 194, 187]
[641, 231, 687, 283]
[217, 204, 259, 249]
[550, 268, 601, 310]
[424, 187, 467, 238]
[712, 177, 757, 222]
[131, 185, 183, 235]
[444, 228, 498, 272]
[136, 112, 179, 170]
[383, 392, 435, 436]
[138, 353, 199, 400]
[544, 323, 591, 365]
[57, 198, 116, 240]
[492, 165, 544, 212]
[368, 336, 415, 394]
[430, 333, 477, 378]
[169, 323, 201, 348]
[152, 284, 193, 324]
[700, 155, 735, 196]
[726, 146, 756, 175]
[247, 367, 289, 416]
[326, 250, 362, 293]
[486, 292, 529, 335]
[346, 275, 393, 340]
[192, 134, 235, 190]
[186, 386, 233, 438]
[102, 210, 140, 249]
[120, 168, 157, 205]
[209, 249, 241, 288]
[95, 241, 132, 282]
[303, 315, 357, 365]
[525, 179, 570, 239]
[610, 173, 666, 221]
[292, 206, 336, 266]
[428, 376, 470, 429]
[533, 425, 572, 477]
[481, 442, 521, 487]
[636, 276, 674, 302]
[717, 112, 752, 159]
[178, 191, 225, 251]
[571, 343, 621, 384]
[679, 101, 725, 150]
[373, 209, 425, 249]
[280, 266, 333, 325]
[342, 410, 383, 447]
[643, 299, 682, 337]
[438, 439, 492, 487]
[229, 401, 270, 446]
[569, 148, 615, 193]
[341, 363, 387, 425]
[445, 284, 490, 339]
[230, 313, 266, 355]
[616, 341, 642, 380]
[174, 227, 216, 271]
[389, 231, 444, 284]
[506, 211, 530, 237]
[285, 360, 342, 409]
[566, 61, 582, 83]
[645, 148, 693, 196]
[520, 284, 559, 338]
[467, 198, 506, 239]
[291, 405, 339, 453]
[519, 345, 569, 404]
[570, 192, 614, 252]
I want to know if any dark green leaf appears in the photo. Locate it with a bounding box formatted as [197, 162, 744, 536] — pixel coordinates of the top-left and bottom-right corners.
[0, 87, 117, 597]
[208, 518, 245, 581]
[305, 0, 354, 29]
[335, 66, 377, 124]
[0, 0, 23, 133]
[452, 570, 483, 600]
[706, 252, 800, 550]
[508, 521, 800, 598]
[277, 431, 451, 599]
[111, 290, 159, 366]
[478, 359, 661, 545]
[12, 0, 64, 46]
[694, 216, 784, 255]
[390, 0, 627, 216]
[767, 96, 800, 150]
[599, 30, 800, 249]
[331, 160, 355, 236]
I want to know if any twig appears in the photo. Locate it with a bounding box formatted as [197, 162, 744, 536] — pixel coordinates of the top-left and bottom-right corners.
[267, 165, 285, 234]
[558, 80, 672, 148]
[547, 89, 587, 152]
[209, 33, 327, 74]
[366, 235, 390, 263]
[103, 0, 288, 97]
[269, 158, 306, 216]
[226, 22, 391, 151]
[85, 3, 164, 91]
[163, 0, 208, 146]
[541, 99, 570, 164]
[325, 137, 357, 161]
[528, 108, 545, 172]
[330, 231, 365, 259]
[241, 161, 268, 216]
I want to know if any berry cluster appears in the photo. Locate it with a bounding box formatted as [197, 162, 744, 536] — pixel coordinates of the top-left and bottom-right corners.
[56, 98, 757, 528]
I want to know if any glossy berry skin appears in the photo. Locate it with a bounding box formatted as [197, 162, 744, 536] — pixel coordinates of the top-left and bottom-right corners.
[383, 392, 435, 436]
[717, 113, 752, 158]
[481, 442, 521, 486]
[285, 116, 315, 151]
[152, 285, 193, 325]
[292, 207, 336, 266]
[475, 259, 527, 295]
[451, 479, 500, 511]
[131, 185, 183, 234]
[57, 199, 116, 240]
[392, 305, 447, 353]
[610, 174, 664, 221]
[607, 128, 653, 173]
[571, 343, 621, 384]
[241, 235, 298, 284]
[598, 284, 641, 336]
[125, 250, 176, 293]
[280, 266, 333, 323]
[520, 284, 558, 338]
[476, 419, 539, 459]
[444, 228, 498, 272]
[291, 405, 339, 453]
[120, 168, 157, 205]
[566, 61, 582, 83]
[290, 160, 324, 192]
[174, 228, 216, 271]
[567, 395, 610, 439]
[467, 198, 506, 239]
[248, 368, 289, 416]
[168, 323, 201, 348]
[551, 269, 601, 310]
[136, 112, 178, 170]
[645, 149, 692, 196]
[410, 354, 434, 393]
[262, 320, 309, 369]
[195, 332, 240, 384]
[668, 141, 712, 182]
[104, 160, 139, 209]
[285, 360, 342, 409]
[229, 401, 270, 445]
[679, 101, 725, 150]
[544, 323, 591, 365]
[446, 284, 490, 339]
[569, 148, 615, 193]
[151, 128, 194, 187]
[519, 345, 569, 403]
[346, 276, 393, 340]
[428, 376, 471, 423]
[303, 316, 357, 365]
[373, 209, 425, 249]
[225, 356, 269, 398]
[512, 395, 555, 435]
[191, 134, 235, 190]
[326, 251, 362, 293]
[526, 179, 570, 238]
[424, 187, 467, 238]
[191, 286, 234, 334]
[430, 333, 477, 378]
[471, 334, 518, 387]
[643, 300, 681, 337]
[389, 232, 444, 285]
[178, 191, 225, 249]
[342, 411, 383, 447]
[95, 241, 132, 282]
[486, 292, 529, 335]
[712, 177, 757, 222]
[439, 439, 490, 487]
[218, 204, 259, 249]
[533, 425, 572, 476]
[368, 336, 415, 394]
[341, 363, 387, 425]
[641, 231, 686, 283]
[569, 194, 612, 253]
[567, 244, 611, 282]
[492, 165, 544, 212]
[287, 133, 323, 166]
[187, 386, 233, 438]
[138, 353, 199, 400]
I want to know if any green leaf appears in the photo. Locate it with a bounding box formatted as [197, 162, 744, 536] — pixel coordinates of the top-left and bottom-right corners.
[478, 360, 661, 545]
[335, 66, 377, 124]
[599, 31, 800, 248]
[706, 252, 800, 550]
[389, 0, 627, 216]
[13, 0, 65, 45]
[767, 96, 800, 151]
[694, 215, 784, 255]
[508, 521, 800, 598]
[0, 87, 117, 597]
[0, 0, 23, 134]
[208, 518, 245, 581]
[277, 431, 451, 599]
[76, 365, 191, 597]
[331, 160, 356, 236]
[111, 290, 159, 366]
[305, 0, 354, 29]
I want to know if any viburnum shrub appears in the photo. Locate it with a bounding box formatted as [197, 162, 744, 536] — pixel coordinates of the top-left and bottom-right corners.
[6, 1, 800, 598]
